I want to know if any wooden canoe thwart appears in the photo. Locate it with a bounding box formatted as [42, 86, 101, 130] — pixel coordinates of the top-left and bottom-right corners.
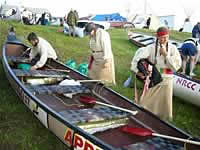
[7, 56, 31, 64]
[2, 37, 200, 150]
[13, 69, 68, 78]
[26, 84, 91, 95]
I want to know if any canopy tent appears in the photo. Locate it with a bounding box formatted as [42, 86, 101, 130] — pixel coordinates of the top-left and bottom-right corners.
[128, 0, 199, 32]
[91, 13, 127, 22]
[131, 14, 160, 31]
[0, 4, 21, 21]
[159, 14, 196, 32]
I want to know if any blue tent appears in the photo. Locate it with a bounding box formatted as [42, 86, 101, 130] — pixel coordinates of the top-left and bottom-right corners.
[91, 13, 127, 22]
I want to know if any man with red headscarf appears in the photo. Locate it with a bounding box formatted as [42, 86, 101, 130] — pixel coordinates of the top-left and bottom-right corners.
[131, 27, 182, 121]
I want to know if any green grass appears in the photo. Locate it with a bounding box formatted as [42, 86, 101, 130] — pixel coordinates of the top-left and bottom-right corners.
[0, 20, 200, 149]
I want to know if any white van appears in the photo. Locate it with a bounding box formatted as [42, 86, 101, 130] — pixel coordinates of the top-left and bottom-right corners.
[77, 20, 110, 30]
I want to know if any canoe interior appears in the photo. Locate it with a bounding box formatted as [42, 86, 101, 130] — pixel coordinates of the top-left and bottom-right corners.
[2, 41, 200, 150]
[6, 43, 26, 56]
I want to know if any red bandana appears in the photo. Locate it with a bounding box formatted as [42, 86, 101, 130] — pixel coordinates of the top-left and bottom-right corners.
[156, 31, 169, 37]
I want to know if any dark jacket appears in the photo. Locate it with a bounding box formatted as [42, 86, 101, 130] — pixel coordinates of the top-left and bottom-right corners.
[192, 23, 200, 38]
[67, 11, 77, 26]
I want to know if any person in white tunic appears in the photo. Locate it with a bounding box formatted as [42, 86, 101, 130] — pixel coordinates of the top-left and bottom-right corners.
[27, 32, 57, 70]
[84, 23, 116, 85]
[131, 27, 182, 120]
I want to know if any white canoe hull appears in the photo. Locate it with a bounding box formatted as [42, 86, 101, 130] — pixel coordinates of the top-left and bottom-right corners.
[173, 74, 200, 107]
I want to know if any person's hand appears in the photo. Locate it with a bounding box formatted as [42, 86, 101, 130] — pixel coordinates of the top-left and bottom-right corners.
[136, 72, 146, 80]
[103, 60, 110, 68]
[29, 58, 32, 63]
[30, 66, 37, 71]
[160, 45, 168, 57]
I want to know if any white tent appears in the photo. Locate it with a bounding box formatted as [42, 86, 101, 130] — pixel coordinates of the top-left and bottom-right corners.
[130, 0, 199, 32]
[131, 14, 160, 31]
[0, 4, 21, 21]
[149, 15, 160, 30]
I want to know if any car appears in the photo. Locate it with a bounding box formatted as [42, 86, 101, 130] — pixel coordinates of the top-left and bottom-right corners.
[76, 20, 111, 30]
[63, 20, 111, 38]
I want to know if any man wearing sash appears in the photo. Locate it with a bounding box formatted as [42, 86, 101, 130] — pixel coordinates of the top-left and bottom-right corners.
[84, 23, 116, 85]
[131, 27, 182, 120]
[27, 32, 57, 70]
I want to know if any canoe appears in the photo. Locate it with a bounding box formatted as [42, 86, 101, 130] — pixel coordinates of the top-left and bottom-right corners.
[2, 37, 200, 150]
[173, 73, 200, 107]
[128, 32, 200, 107]
[128, 32, 182, 48]
[128, 32, 200, 63]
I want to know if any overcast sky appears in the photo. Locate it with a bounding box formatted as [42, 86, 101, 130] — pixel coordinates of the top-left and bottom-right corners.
[0, 0, 199, 21]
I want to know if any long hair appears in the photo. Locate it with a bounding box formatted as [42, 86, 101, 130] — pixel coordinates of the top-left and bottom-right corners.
[84, 23, 97, 34]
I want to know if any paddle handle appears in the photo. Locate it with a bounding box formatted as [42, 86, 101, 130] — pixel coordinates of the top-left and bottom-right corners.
[153, 133, 200, 146]
[77, 80, 101, 83]
[46, 68, 70, 73]
[96, 101, 138, 115]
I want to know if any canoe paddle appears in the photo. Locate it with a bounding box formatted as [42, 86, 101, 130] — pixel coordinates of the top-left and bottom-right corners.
[45, 68, 70, 73]
[77, 80, 101, 83]
[121, 125, 200, 146]
[79, 96, 138, 115]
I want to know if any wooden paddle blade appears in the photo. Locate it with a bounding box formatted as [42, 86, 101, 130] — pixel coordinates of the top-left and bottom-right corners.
[79, 96, 96, 105]
[121, 125, 153, 136]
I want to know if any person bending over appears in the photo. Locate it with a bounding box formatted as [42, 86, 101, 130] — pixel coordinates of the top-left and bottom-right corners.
[27, 32, 57, 70]
[180, 38, 200, 76]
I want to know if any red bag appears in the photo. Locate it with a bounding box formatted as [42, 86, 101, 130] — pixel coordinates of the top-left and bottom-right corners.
[88, 56, 94, 70]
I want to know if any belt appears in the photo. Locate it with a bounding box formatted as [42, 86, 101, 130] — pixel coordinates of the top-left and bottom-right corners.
[92, 51, 103, 53]
[160, 68, 173, 74]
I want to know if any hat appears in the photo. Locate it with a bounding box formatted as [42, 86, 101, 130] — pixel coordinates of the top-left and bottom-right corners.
[156, 27, 169, 37]
[84, 23, 96, 34]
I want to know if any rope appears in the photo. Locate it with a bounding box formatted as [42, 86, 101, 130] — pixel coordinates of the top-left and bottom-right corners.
[184, 137, 193, 150]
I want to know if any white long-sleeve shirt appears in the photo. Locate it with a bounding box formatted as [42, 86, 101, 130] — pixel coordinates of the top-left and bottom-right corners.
[89, 28, 113, 63]
[131, 43, 182, 74]
[29, 37, 57, 69]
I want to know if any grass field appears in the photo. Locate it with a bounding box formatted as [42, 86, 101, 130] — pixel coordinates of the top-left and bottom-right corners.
[0, 20, 200, 149]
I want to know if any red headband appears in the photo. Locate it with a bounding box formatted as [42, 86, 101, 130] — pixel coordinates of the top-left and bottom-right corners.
[156, 31, 169, 37]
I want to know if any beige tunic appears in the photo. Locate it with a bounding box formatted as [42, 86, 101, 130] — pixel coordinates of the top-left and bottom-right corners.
[131, 43, 182, 120]
[29, 37, 57, 69]
[89, 28, 116, 85]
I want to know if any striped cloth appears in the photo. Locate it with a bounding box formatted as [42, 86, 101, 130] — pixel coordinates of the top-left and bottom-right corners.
[26, 84, 90, 95]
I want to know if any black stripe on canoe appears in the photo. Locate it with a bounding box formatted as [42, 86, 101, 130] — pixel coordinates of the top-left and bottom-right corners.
[139, 37, 155, 42]
[142, 40, 155, 46]
[131, 35, 144, 39]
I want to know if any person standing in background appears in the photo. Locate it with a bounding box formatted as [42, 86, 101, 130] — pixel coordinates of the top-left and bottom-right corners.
[192, 22, 200, 39]
[84, 23, 116, 85]
[67, 9, 78, 37]
[7, 26, 17, 41]
[74, 10, 79, 23]
[146, 17, 151, 29]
